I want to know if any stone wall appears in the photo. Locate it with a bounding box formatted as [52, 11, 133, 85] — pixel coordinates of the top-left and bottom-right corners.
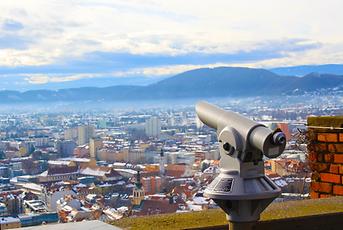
[307, 116, 343, 198]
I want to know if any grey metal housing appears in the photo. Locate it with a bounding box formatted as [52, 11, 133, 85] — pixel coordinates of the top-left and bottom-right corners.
[196, 101, 286, 223]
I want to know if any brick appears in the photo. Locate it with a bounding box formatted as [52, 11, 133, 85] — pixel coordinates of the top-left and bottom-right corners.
[320, 173, 341, 184]
[311, 163, 329, 172]
[329, 164, 340, 174]
[324, 154, 333, 163]
[315, 144, 327, 152]
[311, 182, 332, 193]
[328, 144, 334, 152]
[328, 144, 343, 153]
[320, 194, 332, 198]
[310, 191, 319, 199]
[333, 154, 343, 164]
[339, 165, 343, 175]
[317, 133, 338, 142]
[335, 144, 343, 153]
[333, 185, 343, 195]
[307, 143, 315, 152]
[317, 154, 324, 162]
[308, 151, 317, 162]
[311, 172, 320, 181]
[340, 133, 343, 142]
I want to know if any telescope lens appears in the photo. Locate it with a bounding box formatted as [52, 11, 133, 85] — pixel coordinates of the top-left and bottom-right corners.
[272, 132, 286, 145]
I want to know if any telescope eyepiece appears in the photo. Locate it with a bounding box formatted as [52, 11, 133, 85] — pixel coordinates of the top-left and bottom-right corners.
[272, 132, 286, 146]
[223, 142, 235, 156]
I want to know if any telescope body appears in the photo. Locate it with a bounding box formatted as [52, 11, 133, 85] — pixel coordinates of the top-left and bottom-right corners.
[196, 101, 286, 223]
[196, 101, 285, 159]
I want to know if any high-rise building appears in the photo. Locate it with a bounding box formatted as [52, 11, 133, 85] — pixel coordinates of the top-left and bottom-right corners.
[145, 117, 161, 138]
[20, 141, 35, 155]
[97, 120, 107, 129]
[64, 128, 78, 141]
[167, 116, 175, 127]
[77, 125, 95, 145]
[142, 176, 162, 195]
[89, 138, 102, 160]
[56, 140, 77, 158]
[33, 136, 49, 147]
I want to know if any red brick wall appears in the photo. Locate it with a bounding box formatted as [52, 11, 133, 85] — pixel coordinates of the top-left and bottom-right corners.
[307, 116, 343, 198]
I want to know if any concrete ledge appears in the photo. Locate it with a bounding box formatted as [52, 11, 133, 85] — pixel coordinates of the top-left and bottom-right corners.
[186, 212, 343, 230]
[308, 116, 343, 128]
[14, 220, 119, 230]
[113, 196, 343, 230]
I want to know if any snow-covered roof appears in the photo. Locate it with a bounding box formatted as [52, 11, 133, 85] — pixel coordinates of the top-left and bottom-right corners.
[192, 196, 208, 205]
[79, 167, 108, 177]
[274, 179, 288, 187]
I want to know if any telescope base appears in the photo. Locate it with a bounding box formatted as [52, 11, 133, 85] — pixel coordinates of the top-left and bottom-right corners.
[228, 221, 256, 230]
[204, 171, 281, 222]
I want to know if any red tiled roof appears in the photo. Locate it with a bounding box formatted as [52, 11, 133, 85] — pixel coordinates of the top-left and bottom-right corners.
[48, 166, 78, 175]
[165, 164, 187, 178]
[172, 184, 194, 198]
[105, 169, 123, 178]
[137, 199, 179, 216]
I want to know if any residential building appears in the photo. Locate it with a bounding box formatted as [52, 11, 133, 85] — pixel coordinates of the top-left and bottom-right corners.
[145, 117, 161, 138]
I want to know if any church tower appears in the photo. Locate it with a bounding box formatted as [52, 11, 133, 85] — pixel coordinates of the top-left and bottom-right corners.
[160, 149, 165, 175]
[132, 171, 145, 206]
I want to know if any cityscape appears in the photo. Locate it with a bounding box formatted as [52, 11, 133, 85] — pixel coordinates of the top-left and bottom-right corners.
[0, 94, 341, 228]
[1, 0, 343, 229]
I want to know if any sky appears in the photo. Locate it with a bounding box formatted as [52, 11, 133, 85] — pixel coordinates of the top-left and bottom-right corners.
[0, 0, 343, 89]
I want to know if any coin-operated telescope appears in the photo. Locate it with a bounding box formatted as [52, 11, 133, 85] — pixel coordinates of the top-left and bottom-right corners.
[196, 101, 286, 229]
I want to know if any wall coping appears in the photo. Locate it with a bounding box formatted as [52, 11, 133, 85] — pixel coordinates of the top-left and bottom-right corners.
[308, 116, 343, 128]
[113, 196, 343, 229]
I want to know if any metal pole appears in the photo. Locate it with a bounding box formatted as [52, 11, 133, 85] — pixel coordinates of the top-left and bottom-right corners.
[228, 221, 255, 230]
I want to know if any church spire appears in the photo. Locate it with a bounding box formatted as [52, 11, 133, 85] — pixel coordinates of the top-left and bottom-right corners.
[132, 170, 144, 206]
[135, 170, 142, 189]
[160, 149, 165, 175]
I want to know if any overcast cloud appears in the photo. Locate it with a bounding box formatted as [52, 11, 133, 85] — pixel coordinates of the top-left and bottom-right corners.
[0, 0, 342, 85]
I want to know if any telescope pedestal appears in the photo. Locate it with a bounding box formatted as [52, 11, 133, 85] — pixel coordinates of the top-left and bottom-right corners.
[204, 170, 280, 222]
[228, 221, 255, 230]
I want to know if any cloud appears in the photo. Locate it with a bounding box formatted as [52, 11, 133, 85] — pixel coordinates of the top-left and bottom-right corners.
[23, 73, 105, 84]
[0, 0, 342, 89]
[79, 38, 320, 67]
[0, 38, 321, 74]
[2, 19, 24, 31]
[0, 35, 31, 50]
[0, 37, 325, 90]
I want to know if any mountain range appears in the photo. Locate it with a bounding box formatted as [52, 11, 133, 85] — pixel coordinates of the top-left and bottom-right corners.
[0, 66, 343, 103]
[270, 64, 343, 76]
